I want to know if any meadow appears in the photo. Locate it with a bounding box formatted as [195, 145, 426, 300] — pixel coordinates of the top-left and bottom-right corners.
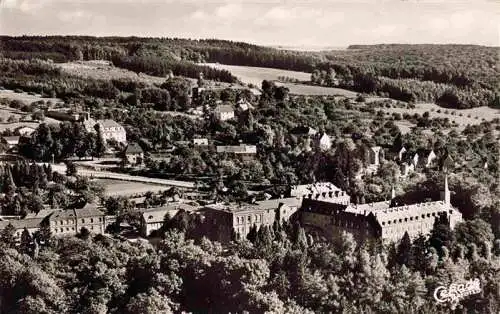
[201, 63, 358, 97]
[97, 179, 171, 197]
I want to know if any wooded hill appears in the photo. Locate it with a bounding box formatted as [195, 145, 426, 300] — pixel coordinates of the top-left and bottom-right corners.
[1, 36, 498, 108]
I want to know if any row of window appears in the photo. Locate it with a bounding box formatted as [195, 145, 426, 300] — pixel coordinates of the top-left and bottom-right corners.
[235, 214, 263, 225]
[381, 211, 451, 226]
[53, 225, 98, 234]
[56, 217, 101, 225]
[384, 223, 433, 235]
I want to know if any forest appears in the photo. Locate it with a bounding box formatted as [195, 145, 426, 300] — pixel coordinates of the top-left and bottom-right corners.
[2, 36, 498, 108]
[0, 213, 499, 313]
[311, 45, 499, 108]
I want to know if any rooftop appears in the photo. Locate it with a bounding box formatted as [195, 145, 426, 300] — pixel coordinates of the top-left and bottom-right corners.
[0, 217, 45, 230]
[215, 104, 234, 113]
[3, 136, 20, 143]
[142, 203, 197, 223]
[125, 143, 144, 154]
[98, 119, 123, 129]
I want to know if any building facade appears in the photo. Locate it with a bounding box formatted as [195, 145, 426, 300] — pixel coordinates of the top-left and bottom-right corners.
[214, 105, 235, 121]
[299, 175, 462, 243]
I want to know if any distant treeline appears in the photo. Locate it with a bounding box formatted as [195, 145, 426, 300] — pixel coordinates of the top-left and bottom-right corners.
[1, 36, 499, 108]
[311, 45, 500, 108]
[0, 36, 238, 83]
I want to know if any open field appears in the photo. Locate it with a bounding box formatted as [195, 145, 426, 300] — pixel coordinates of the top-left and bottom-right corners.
[200, 63, 311, 86]
[59, 61, 172, 85]
[276, 82, 358, 97]
[0, 89, 62, 105]
[201, 63, 357, 96]
[59, 61, 201, 86]
[379, 102, 500, 127]
[97, 179, 171, 197]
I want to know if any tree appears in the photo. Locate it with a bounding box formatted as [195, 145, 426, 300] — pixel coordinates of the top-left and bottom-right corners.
[455, 219, 494, 248]
[94, 125, 106, 158]
[19, 228, 33, 255]
[125, 288, 175, 314]
[396, 232, 412, 266]
[65, 161, 77, 177]
[0, 223, 17, 249]
[428, 213, 454, 258]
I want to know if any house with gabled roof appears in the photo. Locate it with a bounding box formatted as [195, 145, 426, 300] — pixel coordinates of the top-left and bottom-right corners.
[140, 203, 197, 237]
[214, 104, 235, 121]
[123, 142, 144, 166]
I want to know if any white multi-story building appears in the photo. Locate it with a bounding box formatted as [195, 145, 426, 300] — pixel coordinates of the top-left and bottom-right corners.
[84, 116, 127, 143]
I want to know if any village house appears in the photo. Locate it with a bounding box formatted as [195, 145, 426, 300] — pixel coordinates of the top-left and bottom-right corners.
[315, 133, 332, 151]
[237, 99, 254, 112]
[3, 136, 20, 149]
[214, 104, 235, 121]
[47, 203, 110, 236]
[123, 142, 144, 166]
[45, 108, 84, 122]
[216, 144, 257, 155]
[15, 126, 36, 137]
[416, 149, 437, 168]
[140, 203, 197, 237]
[193, 138, 209, 146]
[0, 217, 46, 238]
[83, 114, 127, 143]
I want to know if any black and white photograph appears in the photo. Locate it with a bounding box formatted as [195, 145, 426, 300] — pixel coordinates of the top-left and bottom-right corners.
[0, 0, 498, 313]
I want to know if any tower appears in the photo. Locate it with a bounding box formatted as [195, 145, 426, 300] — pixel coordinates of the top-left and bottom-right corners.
[441, 174, 450, 205]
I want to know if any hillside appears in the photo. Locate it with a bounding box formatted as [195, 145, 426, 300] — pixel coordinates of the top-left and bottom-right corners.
[1, 37, 498, 108]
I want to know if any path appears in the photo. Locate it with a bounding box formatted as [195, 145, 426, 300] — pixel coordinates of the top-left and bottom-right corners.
[44, 163, 196, 189]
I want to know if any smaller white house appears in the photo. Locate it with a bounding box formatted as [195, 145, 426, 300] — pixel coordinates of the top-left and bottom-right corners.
[214, 105, 235, 121]
[237, 100, 254, 112]
[16, 126, 36, 137]
[193, 138, 209, 146]
[216, 144, 257, 154]
[140, 203, 197, 237]
[317, 133, 332, 151]
[3, 136, 20, 149]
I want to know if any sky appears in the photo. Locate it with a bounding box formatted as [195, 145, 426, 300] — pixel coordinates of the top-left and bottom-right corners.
[0, 0, 498, 47]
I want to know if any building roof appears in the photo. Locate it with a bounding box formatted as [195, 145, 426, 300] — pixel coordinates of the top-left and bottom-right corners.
[98, 119, 123, 129]
[3, 136, 20, 143]
[0, 218, 45, 230]
[346, 201, 391, 214]
[291, 182, 343, 196]
[215, 105, 234, 113]
[373, 201, 452, 224]
[50, 209, 77, 221]
[125, 143, 144, 154]
[255, 197, 302, 210]
[216, 144, 257, 154]
[76, 203, 105, 218]
[142, 203, 197, 223]
[16, 126, 36, 131]
[24, 209, 58, 219]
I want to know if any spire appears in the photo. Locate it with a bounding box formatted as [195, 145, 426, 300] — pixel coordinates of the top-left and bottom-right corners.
[442, 174, 450, 205]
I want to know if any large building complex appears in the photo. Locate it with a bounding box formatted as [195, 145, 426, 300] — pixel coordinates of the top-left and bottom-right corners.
[299, 175, 462, 243]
